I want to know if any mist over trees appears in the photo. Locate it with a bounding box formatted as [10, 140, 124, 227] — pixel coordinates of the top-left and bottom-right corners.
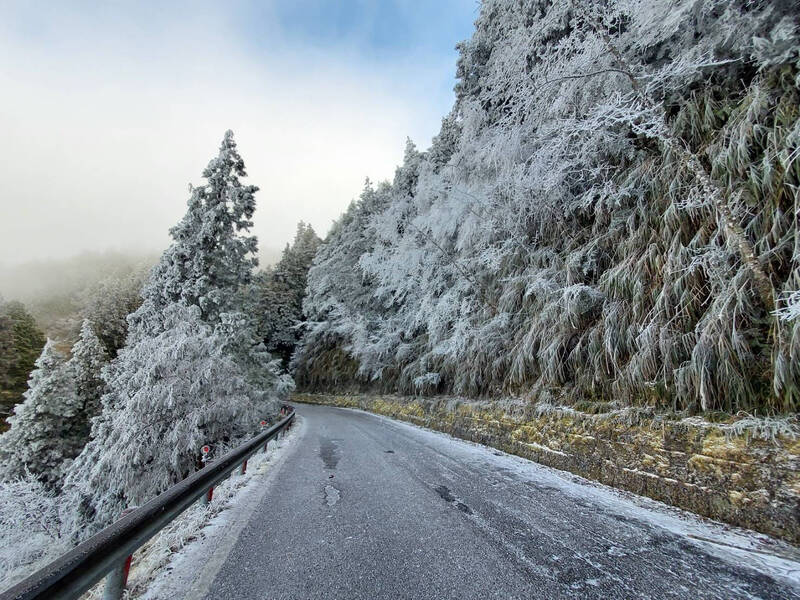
[1, 0, 799, 590]
[0, 252, 155, 343]
[295, 0, 800, 415]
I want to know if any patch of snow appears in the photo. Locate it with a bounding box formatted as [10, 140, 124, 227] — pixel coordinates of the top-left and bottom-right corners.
[324, 485, 340, 507]
[83, 417, 304, 600]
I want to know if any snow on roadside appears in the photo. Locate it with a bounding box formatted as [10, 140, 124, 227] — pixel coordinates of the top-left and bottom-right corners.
[339, 405, 800, 589]
[81, 416, 303, 600]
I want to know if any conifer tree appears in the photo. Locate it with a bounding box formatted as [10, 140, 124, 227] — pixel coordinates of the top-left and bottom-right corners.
[66, 131, 290, 529]
[131, 130, 258, 338]
[79, 271, 146, 357]
[0, 340, 82, 487]
[68, 320, 107, 425]
[249, 222, 321, 366]
[0, 301, 46, 424]
[67, 304, 273, 528]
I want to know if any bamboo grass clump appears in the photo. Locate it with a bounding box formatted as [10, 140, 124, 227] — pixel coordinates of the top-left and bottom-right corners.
[294, 0, 800, 417]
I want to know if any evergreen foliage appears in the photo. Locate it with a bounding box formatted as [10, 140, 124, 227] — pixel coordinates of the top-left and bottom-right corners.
[78, 270, 146, 357]
[66, 131, 291, 529]
[67, 305, 276, 528]
[68, 320, 107, 426]
[0, 341, 83, 486]
[295, 0, 800, 414]
[0, 301, 46, 426]
[131, 130, 258, 337]
[249, 222, 321, 366]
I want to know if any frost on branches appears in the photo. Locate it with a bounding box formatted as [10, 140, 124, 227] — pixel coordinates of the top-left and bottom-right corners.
[130, 129, 258, 338]
[248, 222, 321, 366]
[67, 131, 291, 530]
[0, 341, 83, 486]
[66, 305, 279, 528]
[70, 319, 107, 422]
[295, 0, 800, 414]
[0, 474, 72, 589]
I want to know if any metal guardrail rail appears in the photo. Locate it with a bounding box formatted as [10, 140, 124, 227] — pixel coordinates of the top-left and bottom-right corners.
[0, 408, 296, 600]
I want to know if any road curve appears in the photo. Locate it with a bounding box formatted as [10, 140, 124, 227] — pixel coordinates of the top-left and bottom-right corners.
[204, 403, 800, 600]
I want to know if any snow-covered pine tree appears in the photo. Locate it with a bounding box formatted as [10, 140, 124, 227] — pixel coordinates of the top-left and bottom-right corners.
[293, 179, 395, 390]
[66, 131, 290, 530]
[0, 300, 46, 424]
[0, 340, 82, 487]
[79, 270, 146, 357]
[68, 319, 107, 426]
[67, 304, 276, 529]
[249, 222, 321, 366]
[130, 129, 258, 339]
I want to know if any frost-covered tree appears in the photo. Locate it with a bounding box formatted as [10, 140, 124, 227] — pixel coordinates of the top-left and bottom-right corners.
[0, 341, 83, 486]
[0, 300, 46, 424]
[248, 222, 321, 366]
[296, 0, 800, 414]
[67, 304, 282, 528]
[68, 319, 107, 422]
[294, 179, 395, 390]
[66, 131, 290, 530]
[79, 269, 146, 357]
[131, 130, 258, 338]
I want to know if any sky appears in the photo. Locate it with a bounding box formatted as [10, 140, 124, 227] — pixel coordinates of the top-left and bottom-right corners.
[0, 0, 478, 267]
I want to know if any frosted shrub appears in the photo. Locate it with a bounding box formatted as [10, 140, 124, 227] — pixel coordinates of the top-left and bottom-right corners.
[0, 474, 72, 589]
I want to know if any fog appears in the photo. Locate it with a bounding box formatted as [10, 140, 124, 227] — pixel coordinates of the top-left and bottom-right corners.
[0, 1, 474, 269]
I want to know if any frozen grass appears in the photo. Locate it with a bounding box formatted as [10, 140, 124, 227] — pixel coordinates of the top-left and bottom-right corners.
[78, 423, 299, 600]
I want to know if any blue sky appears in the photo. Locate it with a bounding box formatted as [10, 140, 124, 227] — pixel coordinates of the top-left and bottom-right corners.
[0, 0, 478, 265]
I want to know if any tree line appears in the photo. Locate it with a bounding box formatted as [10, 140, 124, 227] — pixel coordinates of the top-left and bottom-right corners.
[0, 132, 317, 586]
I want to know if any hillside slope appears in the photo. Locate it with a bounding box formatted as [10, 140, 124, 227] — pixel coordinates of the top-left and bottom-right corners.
[295, 0, 800, 416]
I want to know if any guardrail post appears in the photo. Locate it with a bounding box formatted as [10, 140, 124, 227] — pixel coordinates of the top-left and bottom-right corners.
[102, 554, 132, 600]
[202, 486, 213, 505]
[260, 420, 269, 452]
[102, 509, 135, 600]
[239, 459, 247, 475]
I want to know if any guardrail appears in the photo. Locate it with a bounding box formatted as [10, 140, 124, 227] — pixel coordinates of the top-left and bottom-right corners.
[0, 408, 296, 600]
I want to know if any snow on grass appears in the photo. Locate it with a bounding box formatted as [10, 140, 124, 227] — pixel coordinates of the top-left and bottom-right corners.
[80, 417, 303, 600]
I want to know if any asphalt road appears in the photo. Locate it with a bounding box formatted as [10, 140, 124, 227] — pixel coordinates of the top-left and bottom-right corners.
[204, 403, 800, 600]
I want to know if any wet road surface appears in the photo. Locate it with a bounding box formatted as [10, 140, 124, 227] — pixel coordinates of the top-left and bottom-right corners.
[204, 403, 800, 599]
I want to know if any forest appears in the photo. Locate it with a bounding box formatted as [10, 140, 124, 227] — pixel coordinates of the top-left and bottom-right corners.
[295, 0, 800, 416]
[1, 0, 799, 590]
[0, 132, 314, 586]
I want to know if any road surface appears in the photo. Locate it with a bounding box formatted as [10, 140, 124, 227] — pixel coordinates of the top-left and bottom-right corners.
[203, 403, 800, 599]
